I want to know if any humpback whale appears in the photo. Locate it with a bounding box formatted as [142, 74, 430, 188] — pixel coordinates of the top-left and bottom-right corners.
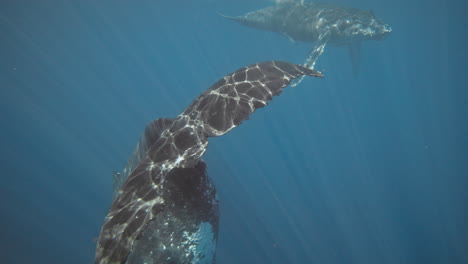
[223, 1, 391, 78]
[95, 61, 323, 264]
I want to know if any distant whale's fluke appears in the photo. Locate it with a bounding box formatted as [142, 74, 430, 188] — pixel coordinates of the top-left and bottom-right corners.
[223, 2, 391, 79]
[95, 61, 323, 264]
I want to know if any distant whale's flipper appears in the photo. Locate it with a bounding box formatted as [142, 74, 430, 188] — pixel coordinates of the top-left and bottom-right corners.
[282, 32, 296, 43]
[95, 61, 323, 264]
[291, 31, 330, 87]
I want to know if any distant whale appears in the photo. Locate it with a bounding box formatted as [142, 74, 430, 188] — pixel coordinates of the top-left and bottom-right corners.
[222, 1, 391, 76]
[95, 61, 323, 264]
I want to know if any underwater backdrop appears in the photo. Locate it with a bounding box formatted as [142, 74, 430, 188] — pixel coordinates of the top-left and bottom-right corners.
[0, 0, 466, 263]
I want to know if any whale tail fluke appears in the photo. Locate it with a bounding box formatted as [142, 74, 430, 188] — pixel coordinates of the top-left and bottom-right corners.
[96, 61, 322, 264]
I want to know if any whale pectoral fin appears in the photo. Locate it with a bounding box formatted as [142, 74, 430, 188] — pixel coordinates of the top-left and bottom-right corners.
[348, 41, 361, 77]
[303, 31, 330, 69]
[282, 32, 296, 43]
[290, 31, 330, 87]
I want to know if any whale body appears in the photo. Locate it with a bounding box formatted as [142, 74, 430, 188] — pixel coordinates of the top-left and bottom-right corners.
[95, 61, 323, 264]
[225, 2, 391, 44]
[223, 2, 391, 75]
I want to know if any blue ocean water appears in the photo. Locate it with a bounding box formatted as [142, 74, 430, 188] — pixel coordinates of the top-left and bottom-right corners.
[0, 0, 466, 263]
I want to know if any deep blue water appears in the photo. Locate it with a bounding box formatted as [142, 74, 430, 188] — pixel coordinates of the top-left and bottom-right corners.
[1, 0, 466, 263]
